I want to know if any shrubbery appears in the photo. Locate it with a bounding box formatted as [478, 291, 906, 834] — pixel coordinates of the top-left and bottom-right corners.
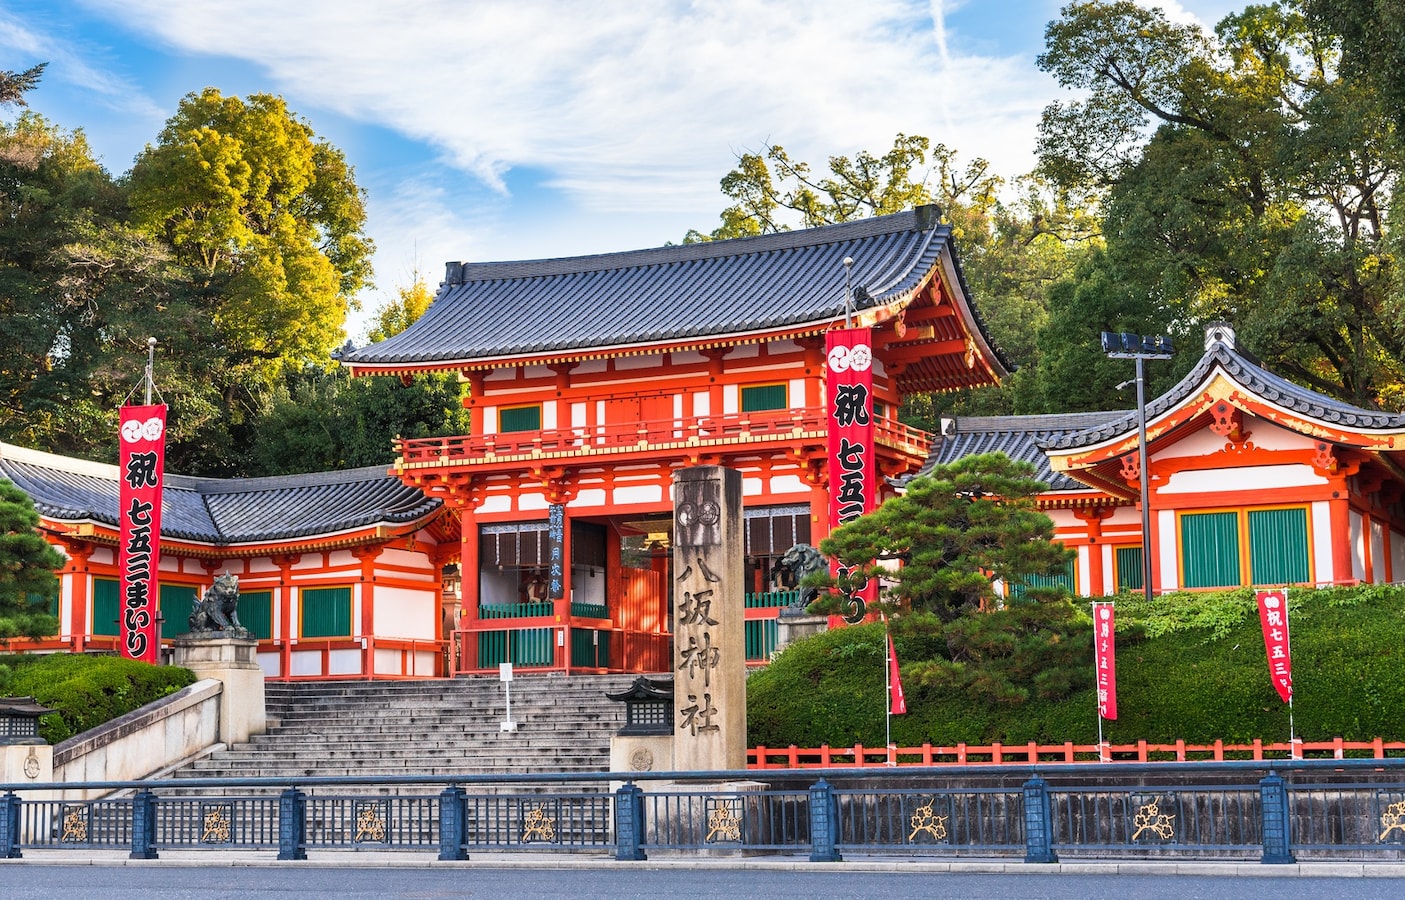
[747, 585, 1405, 748]
[0, 653, 196, 743]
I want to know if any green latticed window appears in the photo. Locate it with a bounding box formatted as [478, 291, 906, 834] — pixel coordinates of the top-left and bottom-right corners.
[92, 577, 119, 636]
[1115, 546, 1144, 592]
[238, 590, 274, 640]
[741, 383, 787, 412]
[499, 404, 542, 433]
[1180, 512, 1241, 588]
[1248, 507, 1310, 586]
[301, 586, 351, 638]
[1009, 558, 1075, 598]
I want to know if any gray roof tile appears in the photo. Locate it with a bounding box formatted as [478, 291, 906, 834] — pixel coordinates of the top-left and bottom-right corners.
[342, 206, 1010, 370]
[918, 411, 1127, 491]
[1036, 338, 1405, 452]
[0, 444, 440, 545]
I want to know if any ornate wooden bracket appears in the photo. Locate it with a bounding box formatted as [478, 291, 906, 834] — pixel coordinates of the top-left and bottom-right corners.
[1208, 401, 1248, 443]
[531, 465, 579, 505]
[1312, 442, 1338, 474]
[1119, 452, 1140, 483]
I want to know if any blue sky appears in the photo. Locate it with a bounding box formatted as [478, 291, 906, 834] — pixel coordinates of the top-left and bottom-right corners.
[1, 1, 1243, 340]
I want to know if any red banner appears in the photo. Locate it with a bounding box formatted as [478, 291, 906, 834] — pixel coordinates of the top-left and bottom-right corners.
[118, 404, 167, 664]
[1092, 602, 1117, 720]
[887, 631, 907, 715]
[826, 327, 876, 624]
[1256, 589, 1293, 704]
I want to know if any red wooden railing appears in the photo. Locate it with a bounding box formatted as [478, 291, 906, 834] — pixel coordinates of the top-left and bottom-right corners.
[396, 407, 932, 466]
[749, 737, 1405, 768]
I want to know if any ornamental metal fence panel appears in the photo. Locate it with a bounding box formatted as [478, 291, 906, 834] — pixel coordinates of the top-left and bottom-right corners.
[1288, 782, 1405, 853]
[832, 787, 1025, 855]
[640, 789, 811, 852]
[1048, 785, 1262, 857]
[3, 760, 1405, 862]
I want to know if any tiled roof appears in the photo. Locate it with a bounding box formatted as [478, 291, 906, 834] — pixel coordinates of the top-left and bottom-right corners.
[1036, 337, 1405, 452]
[342, 205, 1009, 370]
[0, 443, 441, 545]
[917, 411, 1127, 491]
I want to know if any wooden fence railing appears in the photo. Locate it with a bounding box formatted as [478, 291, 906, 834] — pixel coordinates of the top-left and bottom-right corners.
[749, 737, 1405, 768]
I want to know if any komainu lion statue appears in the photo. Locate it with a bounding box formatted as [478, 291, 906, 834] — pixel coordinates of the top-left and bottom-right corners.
[188, 573, 247, 635]
[773, 543, 827, 612]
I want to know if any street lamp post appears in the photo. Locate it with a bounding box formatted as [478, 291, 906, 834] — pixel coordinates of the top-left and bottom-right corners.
[1102, 332, 1174, 602]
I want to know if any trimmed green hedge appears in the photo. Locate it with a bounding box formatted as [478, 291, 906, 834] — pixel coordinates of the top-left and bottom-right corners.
[747, 585, 1405, 748]
[0, 653, 197, 744]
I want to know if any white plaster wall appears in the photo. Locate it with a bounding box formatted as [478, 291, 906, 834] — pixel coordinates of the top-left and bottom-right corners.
[614, 484, 663, 505]
[1102, 544, 1116, 596]
[1312, 500, 1333, 584]
[373, 587, 437, 640]
[1371, 520, 1386, 584]
[693, 392, 710, 417]
[743, 476, 764, 496]
[378, 548, 436, 577]
[1078, 546, 1091, 597]
[572, 402, 587, 428]
[1393, 530, 1405, 583]
[1160, 464, 1327, 495]
[518, 492, 548, 511]
[328, 648, 361, 676]
[483, 406, 499, 434]
[769, 474, 808, 495]
[289, 650, 322, 676]
[1350, 510, 1366, 582]
[723, 384, 738, 414]
[789, 378, 806, 408]
[256, 651, 281, 677]
[1158, 417, 1316, 459]
[543, 401, 557, 429]
[478, 494, 513, 514]
[1158, 508, 1179, 591]
[570, 488, 608, 507]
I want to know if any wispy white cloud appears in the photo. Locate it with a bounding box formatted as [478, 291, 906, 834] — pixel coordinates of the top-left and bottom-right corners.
[0, 8, 163, 120]
[73, 0, 1053, 214]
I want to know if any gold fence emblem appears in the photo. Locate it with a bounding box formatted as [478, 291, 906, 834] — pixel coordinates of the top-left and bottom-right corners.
[1381, 800, 1405, 841]
[1131, 797, 1176, 841]
[353, 803, 387, 843]
[60, 806, 88, 843]
[201, 805, 233, 843]
[521, 804, 557, 843]
[706, 801, 742, 843]
[908, 800, 949, 842]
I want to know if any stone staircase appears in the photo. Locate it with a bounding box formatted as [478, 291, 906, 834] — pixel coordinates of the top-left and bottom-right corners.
[168, 673, 644, 795]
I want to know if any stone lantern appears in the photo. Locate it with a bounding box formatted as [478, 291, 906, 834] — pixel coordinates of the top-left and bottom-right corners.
[0, 696, 52, 745]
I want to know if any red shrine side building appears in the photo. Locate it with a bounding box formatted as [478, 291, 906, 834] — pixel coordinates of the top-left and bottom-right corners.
[10, 211, 1405, 679]
[3, 206, 1007, 678]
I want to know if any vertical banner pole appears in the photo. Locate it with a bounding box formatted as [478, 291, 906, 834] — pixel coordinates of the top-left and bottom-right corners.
[118, 338, 166, 665]
[1092, 601, 1117, 762]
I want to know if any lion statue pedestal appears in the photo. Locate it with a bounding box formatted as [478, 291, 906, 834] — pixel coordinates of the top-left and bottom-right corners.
[172, 575, 265, 746]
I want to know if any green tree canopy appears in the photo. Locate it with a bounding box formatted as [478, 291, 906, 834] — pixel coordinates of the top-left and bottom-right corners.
[128, 88, 373, 373]
[817, 453, 1073, 622]
[1034, 1, 1401, 409]
[0, 478, 62, 642]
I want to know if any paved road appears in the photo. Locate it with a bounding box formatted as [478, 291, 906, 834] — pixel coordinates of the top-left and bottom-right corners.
[4, 864, 1405, 900]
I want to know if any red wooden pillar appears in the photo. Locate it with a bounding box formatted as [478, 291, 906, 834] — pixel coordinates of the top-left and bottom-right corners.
[61, 542, 95, 653]
[1329, 494, 1353, 584]
[274, 554, 299, 680]
[353, 546, 381, 678]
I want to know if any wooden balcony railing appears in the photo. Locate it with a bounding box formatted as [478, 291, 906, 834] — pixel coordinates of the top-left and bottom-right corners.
[395, 407, 932, 468]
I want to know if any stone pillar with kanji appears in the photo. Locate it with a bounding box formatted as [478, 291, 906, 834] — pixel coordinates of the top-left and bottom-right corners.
[671, 465, 746, 771]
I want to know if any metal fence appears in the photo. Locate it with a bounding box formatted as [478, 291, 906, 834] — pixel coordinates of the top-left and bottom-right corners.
[3, 760, 1405, 863]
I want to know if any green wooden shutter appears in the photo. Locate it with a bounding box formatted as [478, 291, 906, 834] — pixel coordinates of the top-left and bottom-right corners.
[499, 405, 541, 432]
[1116, 546, 1144, 592]
[1248, 508, 1310, 586]
[238, 590, 274, 640]
[1010, 558, 1076, 598]
[1181, 512, 1241, 588]
[301, 587, 352, 637]
[92, 577, 119, 636]
[741, 384, 787, 412]
[160, 584, 198, 626]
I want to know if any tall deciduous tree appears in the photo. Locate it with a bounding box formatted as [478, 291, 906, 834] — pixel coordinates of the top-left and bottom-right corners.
[1035, 1, 1400, 409]
[0, 478, 62, 642]
[817, 453, 1073, 622]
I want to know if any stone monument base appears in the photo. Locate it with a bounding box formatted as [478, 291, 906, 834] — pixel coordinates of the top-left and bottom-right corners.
[172, 635, 266, 746]
[776, 613, 829, 654]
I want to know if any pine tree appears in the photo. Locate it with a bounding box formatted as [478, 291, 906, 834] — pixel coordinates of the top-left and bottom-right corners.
[0, 478, 63, 642]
